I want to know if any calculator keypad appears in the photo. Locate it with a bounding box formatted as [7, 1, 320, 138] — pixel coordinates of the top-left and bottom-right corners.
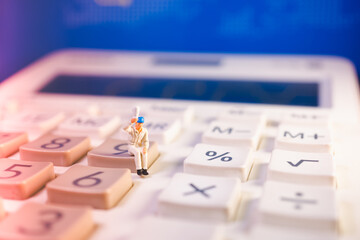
[0, 132, 28, 158]
[0, 159, 54, 199]
[20, 134, 91, 166]
[0, 99, 347, 239]
[47, 165, 132, 209]
[87, 139, 159, 172]
[0, 202, 94, 240]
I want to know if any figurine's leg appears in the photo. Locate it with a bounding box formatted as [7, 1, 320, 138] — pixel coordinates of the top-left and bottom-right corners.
[128, 145, 142, 174]
[141, 152, 149, 175]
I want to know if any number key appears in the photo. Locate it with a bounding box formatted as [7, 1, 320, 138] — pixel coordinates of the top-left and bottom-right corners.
[46, 165, 133, 209]
[0, 132, 28, 158]
[19, 134, 91, 166]
[0, 202, 94, 240]
[87, 138, 159, 172]
[0, 159, 54, 199]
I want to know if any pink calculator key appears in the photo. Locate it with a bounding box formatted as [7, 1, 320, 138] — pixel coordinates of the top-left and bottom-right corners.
[0, 158, 55, 199]
[0, 132, 28, 158]
[0, 202, 94, 240]
[87, 139, 159, 172]
[19, 134, 91, 166]
[47, 165, 132, 209]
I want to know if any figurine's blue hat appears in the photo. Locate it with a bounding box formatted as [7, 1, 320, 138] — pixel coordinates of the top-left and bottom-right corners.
[137, 117, 145, 123]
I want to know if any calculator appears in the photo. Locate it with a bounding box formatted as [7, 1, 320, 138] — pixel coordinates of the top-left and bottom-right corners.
[0, 49, 359, 240]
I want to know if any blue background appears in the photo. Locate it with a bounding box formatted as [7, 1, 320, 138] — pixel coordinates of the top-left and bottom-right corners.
[1, 0, 359, 82]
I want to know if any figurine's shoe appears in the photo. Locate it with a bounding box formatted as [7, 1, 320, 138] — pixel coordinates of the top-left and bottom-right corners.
[142, 169, 149, 175]
[137, 169, 142, 176]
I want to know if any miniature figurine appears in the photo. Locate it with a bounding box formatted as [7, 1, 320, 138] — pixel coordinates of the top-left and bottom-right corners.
[123, 106, 149, 176]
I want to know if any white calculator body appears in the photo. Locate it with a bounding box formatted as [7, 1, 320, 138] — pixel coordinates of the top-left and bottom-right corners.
[0, 49, 359, 240]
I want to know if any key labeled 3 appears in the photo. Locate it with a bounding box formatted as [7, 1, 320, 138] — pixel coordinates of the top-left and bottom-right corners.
[202, 121, 261, 148]
[0, 159, 54, 199]
[268, 150, 335, 186]
[158, 173, 241, 222]
[20, 134, 91, 166]
[0, 132, 28, 158]
[275, 124, 332, 153]
[87, 139, 159, 172]
[47, 165, 133, 209]
[0, 202, 94, 240]
[184, 143, 253, 181]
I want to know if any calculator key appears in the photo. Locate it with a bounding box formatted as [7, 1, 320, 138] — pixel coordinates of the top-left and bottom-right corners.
[87, 139, 159, 172]
[0, 132, 28, 158]
[130, 216, 223, 240]
[275, 124, 332, 153]
[20, 134, 91, 166]
[282, 111, 330, 126]
[2, 111, 65, 132]
[259, 181, 337, 230]
[184, 143, 253, 181]
[158, 173, 241, 222]
[268, 150, 335, 186]
[47, 165, 132, 209]
[202, 121, 261, 148]
[0, 159, 54, 199]
[0, 202, 94, 240]
[218, 106, 266, 126]
[0, 198, 4, 220]
[144, 104, 194, 125]
[55, 114, 121, 138]
[144, 118, 182, 144]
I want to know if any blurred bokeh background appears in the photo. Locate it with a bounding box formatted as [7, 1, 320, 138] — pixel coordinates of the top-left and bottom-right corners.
[1, 0, 359, 82]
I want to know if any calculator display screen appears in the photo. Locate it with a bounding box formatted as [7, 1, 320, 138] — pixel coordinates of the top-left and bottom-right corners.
[39, 75, 319, 106]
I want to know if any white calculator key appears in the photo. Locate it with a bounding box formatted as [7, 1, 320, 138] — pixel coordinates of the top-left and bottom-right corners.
[143, 104, 194, 125]
[218, 106, 266, 125]
[130, 216, 223, 240]
[1, 111, 65, 132]
[202, 121, 261, 148]
[158, 173, 241, 222]
[268, 150, 335, 186]
[184, 143, 253, 181]
[259, 181, 337, 230]
[144, 118, 182, 144]
[55, 114, 121, 139]
[282, 111, 330, 126]
[275, 124, 332, 153]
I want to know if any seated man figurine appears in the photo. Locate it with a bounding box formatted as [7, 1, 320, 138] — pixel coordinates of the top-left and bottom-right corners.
[123, 108, 149, 176]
